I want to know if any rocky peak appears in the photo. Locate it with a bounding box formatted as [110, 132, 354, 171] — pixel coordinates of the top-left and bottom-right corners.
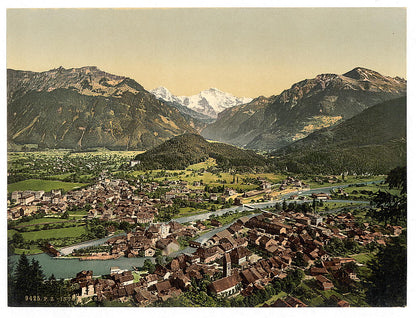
[7, 66, 146, 101]
[342, 67, 385, 81]
[202, 67, 406, 151]
[151, 86, 174, 102]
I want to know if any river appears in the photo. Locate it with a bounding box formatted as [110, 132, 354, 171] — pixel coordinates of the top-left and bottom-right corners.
[8, 253, 155, 279]
[8, 216, 252, 279]
[8, 181, 375, 279]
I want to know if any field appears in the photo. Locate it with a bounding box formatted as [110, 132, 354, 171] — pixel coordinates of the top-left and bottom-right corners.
[8, 219, 89, 255]
[186, 158, 217, 170]
[8, 179, 87, 193]
[14, 217, 72, 227]
[297, 280, 369, 307]
[314, 201, 366, 213]
[14, 247, 44, 255]
[132, 271, 147, 283]
[177, 207, 208, 217]
[351, 253, 374, 265]
[8, 149, 143, 186]
[70, 150, 145, 157]
[255, 291, 287, 307]
[8, 152, 288, 198]
[211, 210, 256, 225]
[9, 149, 145, 158]
[68, 210, 88, 216]
[307, 175, 385, 189]
[19, 225, 87, 241]
[343, 182, 400, 196]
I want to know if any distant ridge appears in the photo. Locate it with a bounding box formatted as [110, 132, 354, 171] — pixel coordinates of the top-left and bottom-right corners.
[272, 96, 406, 174]
[202, 67, 406, 151]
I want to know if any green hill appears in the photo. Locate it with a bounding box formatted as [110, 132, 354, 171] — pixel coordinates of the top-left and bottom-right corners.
[134, 133, 268, 170]
[272, 96, 406, 174]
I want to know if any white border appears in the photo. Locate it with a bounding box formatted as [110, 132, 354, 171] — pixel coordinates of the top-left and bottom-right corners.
[1, 1, 415, 318]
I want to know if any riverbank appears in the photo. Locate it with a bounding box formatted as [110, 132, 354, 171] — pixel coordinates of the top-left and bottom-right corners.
[78, 254, 121, 261]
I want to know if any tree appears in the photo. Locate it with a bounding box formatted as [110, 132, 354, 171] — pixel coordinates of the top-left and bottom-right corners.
[282, 199, 288, 211]
[371, 190, 406, 226]
[8, 241, 15, 256]
[367, 233, 406, 306]
[156, 255, 165, 266]
[274, 202, 282, 212]
[12, 232, 24, 247]
[143, 259, 155, 273]
[292, 251, 308, 267]
[371, 166, 407, 226]
[28, 259, 45, 298]
[11, 254, 30, 304]
[324, 237, 347, 256]
[94, 225, 106, 238]
[312, 198, 317, 213]
[385, 166, 406, 195]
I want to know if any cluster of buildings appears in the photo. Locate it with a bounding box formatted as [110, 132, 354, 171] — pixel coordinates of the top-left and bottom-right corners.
[7, 173, 260, 222]
[313, 175, 340, 184]
[278, 176, 310, 191]
[9, 189, 68, 219]
[67, 203, 401, 306]
[9, 171, 401, 307]
[76, 221, 197, 259]
[71, 256, 219, 305]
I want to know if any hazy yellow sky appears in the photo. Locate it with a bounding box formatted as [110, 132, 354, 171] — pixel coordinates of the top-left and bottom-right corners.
[7, 8, 406, 97]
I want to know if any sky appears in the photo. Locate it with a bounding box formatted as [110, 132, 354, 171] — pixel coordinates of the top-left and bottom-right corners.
[7, 7, 407, 98]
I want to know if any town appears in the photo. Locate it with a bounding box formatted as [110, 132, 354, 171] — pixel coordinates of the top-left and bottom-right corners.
[7, 167, 404, 307]
[64, 206, 402, 307]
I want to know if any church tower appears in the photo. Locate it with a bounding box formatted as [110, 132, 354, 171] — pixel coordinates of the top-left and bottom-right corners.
[223, 253, 231, 277]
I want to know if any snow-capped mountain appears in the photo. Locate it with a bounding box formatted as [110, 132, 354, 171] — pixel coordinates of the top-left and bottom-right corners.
[150, 86, 252, 118]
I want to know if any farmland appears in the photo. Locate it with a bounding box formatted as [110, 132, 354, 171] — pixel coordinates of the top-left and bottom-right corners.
[20, 225, 87, 241]
[8, 179, 87, 193]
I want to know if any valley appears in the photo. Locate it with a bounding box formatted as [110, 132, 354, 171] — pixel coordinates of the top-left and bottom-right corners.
[7, 65, 407, 308]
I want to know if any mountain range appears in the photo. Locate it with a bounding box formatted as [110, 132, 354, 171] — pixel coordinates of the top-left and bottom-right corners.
[135, 96, 406, 175]
[133, 95, 406, 174]
[150, 86, 252, 119]
[7, 65, 406, 161]
[201, 67, 406, 151]
[8, 66, 197, 150]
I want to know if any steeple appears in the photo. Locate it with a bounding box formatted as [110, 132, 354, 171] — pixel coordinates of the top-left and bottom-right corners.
[223, 253, 231, 277]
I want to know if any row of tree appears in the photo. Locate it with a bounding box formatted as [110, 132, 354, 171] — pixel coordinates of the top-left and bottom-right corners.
[8, 254, 74, 306]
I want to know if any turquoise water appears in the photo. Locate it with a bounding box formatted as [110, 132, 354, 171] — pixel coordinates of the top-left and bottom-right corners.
[8, 253, 154, 279]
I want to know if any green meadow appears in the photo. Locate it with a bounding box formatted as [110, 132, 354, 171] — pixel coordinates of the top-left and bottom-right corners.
[8, 179, 87, 193]
[19, 225, 87, 241]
